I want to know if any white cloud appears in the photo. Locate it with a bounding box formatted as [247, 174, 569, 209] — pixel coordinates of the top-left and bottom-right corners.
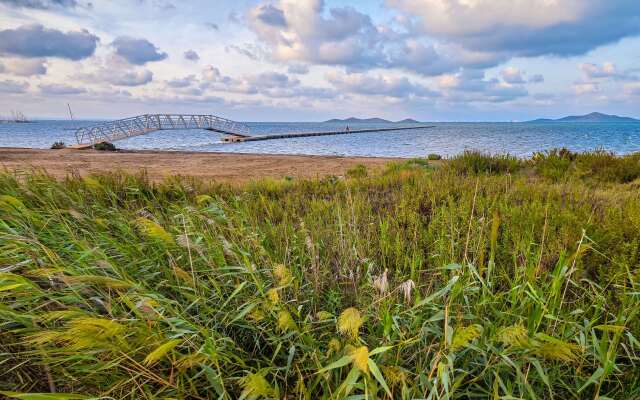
[0, 58, 47, 76]
[326, 71, 436, 98]
[0, 79, 29, 93]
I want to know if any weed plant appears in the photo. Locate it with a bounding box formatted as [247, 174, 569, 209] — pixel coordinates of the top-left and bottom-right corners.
[1, 151, 640, 398]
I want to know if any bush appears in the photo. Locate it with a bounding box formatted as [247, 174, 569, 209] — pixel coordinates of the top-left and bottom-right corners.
[50, 141, 66, 149]
[448, 150, 522, 175]
[384, 158, 431, 174]
[531, 148, 640, 183]
[93, 142, 117, 151]
[427, 153, 442, 160]
[346, 164, 368, 178]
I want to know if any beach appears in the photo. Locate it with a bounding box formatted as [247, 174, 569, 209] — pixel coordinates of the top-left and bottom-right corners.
[0, 148, 399, 182]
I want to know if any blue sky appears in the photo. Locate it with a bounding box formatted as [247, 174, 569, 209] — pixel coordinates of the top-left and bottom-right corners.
[0, 0, 639, 121]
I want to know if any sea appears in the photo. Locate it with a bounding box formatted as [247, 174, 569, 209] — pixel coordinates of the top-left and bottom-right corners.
[1, 120, 639, 158]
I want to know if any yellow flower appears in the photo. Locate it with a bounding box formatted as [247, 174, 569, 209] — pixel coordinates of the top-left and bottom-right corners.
[337, 307, 363, 339]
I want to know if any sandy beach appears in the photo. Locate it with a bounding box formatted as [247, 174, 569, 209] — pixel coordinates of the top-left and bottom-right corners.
[0, 148, 399, 182]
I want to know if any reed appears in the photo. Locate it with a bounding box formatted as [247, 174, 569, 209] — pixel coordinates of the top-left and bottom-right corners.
[1, 150, 640, 399]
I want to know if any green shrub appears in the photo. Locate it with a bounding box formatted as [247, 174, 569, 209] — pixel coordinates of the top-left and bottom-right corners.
[427, 153, 442, 160]
[50, 141, 66, 149]
[532, 148, 640, 183]
[384, 158, 431, 174]
[448, 150, 522, 174]
[346, 164, 368, 178]
[93, 142, 117, 151]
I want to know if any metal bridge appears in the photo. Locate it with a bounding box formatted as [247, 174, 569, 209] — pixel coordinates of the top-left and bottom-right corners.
[73, 114, 251, 148]
[72, 113, 435, 148]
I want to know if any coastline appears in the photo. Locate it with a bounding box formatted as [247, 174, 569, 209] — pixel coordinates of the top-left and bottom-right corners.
[0, 147, 402, 182]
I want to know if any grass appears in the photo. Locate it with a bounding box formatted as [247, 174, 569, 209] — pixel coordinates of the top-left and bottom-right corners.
[1, 149, 640, 399]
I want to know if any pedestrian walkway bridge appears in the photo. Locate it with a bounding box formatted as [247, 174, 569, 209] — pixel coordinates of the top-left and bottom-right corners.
[72, 113, 433, 148]
[73, 114, 252, 148]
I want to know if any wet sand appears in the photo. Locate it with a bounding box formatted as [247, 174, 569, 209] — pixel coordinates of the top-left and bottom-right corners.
[0, 148, 399, 182]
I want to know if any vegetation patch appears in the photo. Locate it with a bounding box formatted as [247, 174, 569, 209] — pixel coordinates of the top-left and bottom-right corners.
[1, 152, 640, 398]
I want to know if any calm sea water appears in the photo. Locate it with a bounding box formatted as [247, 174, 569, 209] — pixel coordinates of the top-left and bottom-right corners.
[1, 120, 639, 158]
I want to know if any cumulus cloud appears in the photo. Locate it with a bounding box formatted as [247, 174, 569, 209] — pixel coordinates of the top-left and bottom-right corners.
[327, 71, 436, 98]
[246, 0, 512, 76]
[184, 49, 200, 61]
[0, 24, 98, 60]
[0, 0, 77, 9]
[248, 0, 386, 69]
[80, 57, 154, 87]
[287, 64, 309, 74]
[38, 83, 86, 95]
[247, 71, 299, 89]
[255, 4, 287, 27]
[0, 58, 47, 76]
[573, 82, 600, 95]
[111, 37, 167, 65]
[501, 67, 525, 84]
[107, 69, 154, 86]
[0, 79, 29, 93]
[437, 69, 528, 103]
[388, 0, 640, 58]
[579, 62, 637, 81]
[167, 75, 196, 88]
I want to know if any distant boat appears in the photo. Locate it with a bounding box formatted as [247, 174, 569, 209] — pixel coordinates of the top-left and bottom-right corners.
[1, 110, 32, 123]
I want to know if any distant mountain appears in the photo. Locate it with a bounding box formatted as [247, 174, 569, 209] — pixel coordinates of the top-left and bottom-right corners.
[527, 112, 639, 123]
[324, 117, 421, 124]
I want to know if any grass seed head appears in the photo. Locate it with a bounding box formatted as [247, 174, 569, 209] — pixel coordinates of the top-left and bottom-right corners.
[337, 307, 363, 339]
[451, 324, 482, 351]
[277, 310, 297, 332]
[240, 372, 274, 400]
[497, 324, 529, 347]
[349, 345, 370, 374]
[135, 217, 174, 244]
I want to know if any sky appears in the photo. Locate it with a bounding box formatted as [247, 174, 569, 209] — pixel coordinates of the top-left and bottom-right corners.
[0, 0, 639, 121]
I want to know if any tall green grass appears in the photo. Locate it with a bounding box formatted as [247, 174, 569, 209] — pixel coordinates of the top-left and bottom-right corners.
[1, 151, 640, 399]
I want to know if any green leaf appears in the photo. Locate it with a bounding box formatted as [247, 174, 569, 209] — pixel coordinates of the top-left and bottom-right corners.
[412, 275, 459, 309]
[578, 367, 605, 393]
[0, 393, 89, 400]
[143, 339, 181, 365]
[335, 367, 361, 398]
[317, 355, 352, 374]
[367, 359, 392, 398]
[529, 358, 550, 389]
[368, 346, 393, 356]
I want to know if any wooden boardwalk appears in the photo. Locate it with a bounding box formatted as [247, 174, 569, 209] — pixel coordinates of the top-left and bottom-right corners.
[222, 125, 434, 142]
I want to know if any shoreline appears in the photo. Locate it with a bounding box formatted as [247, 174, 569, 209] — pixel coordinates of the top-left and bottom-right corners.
[0, 147, 402, 182]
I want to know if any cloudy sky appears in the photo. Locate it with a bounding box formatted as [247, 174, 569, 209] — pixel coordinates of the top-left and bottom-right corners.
[0, 0, 639, 121]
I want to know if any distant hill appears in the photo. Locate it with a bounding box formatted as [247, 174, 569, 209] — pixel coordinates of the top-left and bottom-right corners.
[527, 112, 639, 123]
[324, 117, 421, 124]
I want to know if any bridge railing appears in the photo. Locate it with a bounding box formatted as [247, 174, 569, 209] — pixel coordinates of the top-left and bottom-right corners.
[74, 114, 252, 146]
